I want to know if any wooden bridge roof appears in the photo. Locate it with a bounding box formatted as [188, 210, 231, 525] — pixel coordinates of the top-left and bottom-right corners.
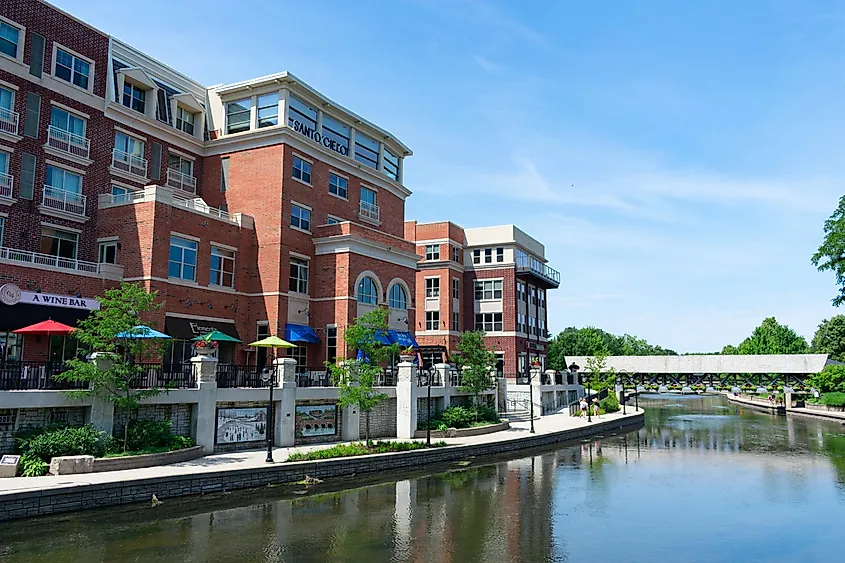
[565, 354, 833, 374]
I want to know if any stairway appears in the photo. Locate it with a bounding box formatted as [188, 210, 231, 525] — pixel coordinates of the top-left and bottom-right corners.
[501, 410, 534, 423]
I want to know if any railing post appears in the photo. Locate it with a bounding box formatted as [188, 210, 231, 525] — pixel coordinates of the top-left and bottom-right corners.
[87, 352, 115, 435]
[531, 366, 543, 417]
[193, 352, 219, 454]
[275, 358, 296, 447]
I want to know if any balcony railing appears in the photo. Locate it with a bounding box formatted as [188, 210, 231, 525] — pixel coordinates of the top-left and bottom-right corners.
[0, 106, 19, 136]
[130, 363, 195, 389]
[112, 149, 148, 178]
[0, 246, 99, 274]
[172, 195, 235, 222]
[166, 168, 197, 194]
[359, 200, 380, 222]
[515, 254, 561, 287]
[47, 126, 91, 160]
[0, 172, 12, 199]
[42, 185, 87, 217]
[295, 367, 333, 388]
[0, 361, 89, 391]
[216, 364, 265, 388]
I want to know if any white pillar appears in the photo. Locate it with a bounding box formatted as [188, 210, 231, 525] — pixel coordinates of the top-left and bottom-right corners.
[497, 376, 507, 413]
[530, 366, 543, 416]
[87, 352, 115, 434]
[396, 361, 417, 439]
[275, 358, 296, 447]
[193, 353, 219, 454]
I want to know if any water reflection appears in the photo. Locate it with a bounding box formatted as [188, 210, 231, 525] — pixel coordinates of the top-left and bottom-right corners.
[2, 395, 845, 563]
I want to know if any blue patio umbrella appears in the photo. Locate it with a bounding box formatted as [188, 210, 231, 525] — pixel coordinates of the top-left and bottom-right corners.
[116, 325, 171, 339]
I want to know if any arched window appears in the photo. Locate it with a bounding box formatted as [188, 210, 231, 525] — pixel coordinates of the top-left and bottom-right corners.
[357, 276, 378, 304]
[388, 284, 407, 309]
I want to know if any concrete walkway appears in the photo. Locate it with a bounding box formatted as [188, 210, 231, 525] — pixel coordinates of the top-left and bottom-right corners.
[0, 408, 641, 496]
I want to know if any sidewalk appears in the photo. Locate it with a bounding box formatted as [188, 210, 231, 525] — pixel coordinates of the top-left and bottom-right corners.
[0, 408, 641, 496]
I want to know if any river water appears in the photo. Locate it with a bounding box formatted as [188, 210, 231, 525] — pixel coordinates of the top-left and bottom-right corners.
[2, 394, 845, 563]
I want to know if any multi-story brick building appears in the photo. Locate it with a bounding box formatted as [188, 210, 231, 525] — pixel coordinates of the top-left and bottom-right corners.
[405, 221, 560, 379]
[0, 1, 418, 376]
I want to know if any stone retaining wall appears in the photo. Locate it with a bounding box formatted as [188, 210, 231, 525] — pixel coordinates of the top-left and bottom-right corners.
[0, 412, 643, 522]
[93, 446, 204, 472]
[413, 421, 510, 439]
[1, 407, 87, 453]
[362, 398, 396, 439]
[113, 404, 193, 439]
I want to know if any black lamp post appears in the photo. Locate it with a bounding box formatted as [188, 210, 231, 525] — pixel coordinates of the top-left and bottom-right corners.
[261, 363, 274, 463]
[586, 372, 592, 423]
[619, 370, 627, 415]
[424, 367, 432, 447]
[526, 344, 535, 434]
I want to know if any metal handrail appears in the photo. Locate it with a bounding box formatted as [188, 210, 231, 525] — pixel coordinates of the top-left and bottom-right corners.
[166, 168, 197, 194]
[112, 148, 148, 177]
[42, 185, 86, 216]
[0, 172, 12, 199]
[47, 126, 90, 159]
[0, 246, 99, 274]
[0, 361, 88, 390]
[359, 200, 380, 222]
[0, 106, 19, 135]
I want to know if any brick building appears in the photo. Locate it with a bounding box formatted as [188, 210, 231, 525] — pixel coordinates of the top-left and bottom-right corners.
[0, 0, 418, 374]
[404, 221, 560, 379]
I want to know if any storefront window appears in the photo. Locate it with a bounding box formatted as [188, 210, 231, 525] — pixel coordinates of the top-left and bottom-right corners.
[0, 332, 22, 363]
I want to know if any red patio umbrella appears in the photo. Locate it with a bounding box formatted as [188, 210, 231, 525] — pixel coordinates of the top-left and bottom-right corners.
[13, 319, 76, 335]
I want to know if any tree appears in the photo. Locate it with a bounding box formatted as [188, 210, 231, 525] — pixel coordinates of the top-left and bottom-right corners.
[808, 364, 845, 394]
[735, 317, 809, 355]
[721, 344, 739, 355]
[455, 331, 497, 420]
[56, 282, 168, 451]
[548, 326, 676, 369]
[584, 352, 616, 393]
[812, 195, 845, 306]
[327, 308, 398, 446]
[811, 316, 845, 362]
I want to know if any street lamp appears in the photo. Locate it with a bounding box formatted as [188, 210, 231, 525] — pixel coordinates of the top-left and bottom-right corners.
[421, 367, 433, 447]
[619, 370, 628, 415]
[261, 364, 274, 463]
[526, 343, 535, 434]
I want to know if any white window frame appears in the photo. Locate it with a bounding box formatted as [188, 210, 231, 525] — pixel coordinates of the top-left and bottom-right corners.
[122, 81, 148, 114]
[210, 246, 236, 288]
[225, 97, 251, 134]
[256, 92, 279, 128]
[326, 214, 342, 225]
[452, 278, 460, 300]
[175, 105, 196, 136]
[473, 249, 481, 264]
[474, 312, 503, 333]
[496, 247, 504, 263]
[484, 248, 492, 264]
[168, 235, 198, 281]
[290, 201, 312, 233]
[425, 277, 440, 298]
[289, 256, 309, 295]
[0, 16, 24, 65]
[357, 276, 379, 304]
[328, 172, 348, 199]
[0, 215, 6, 247]
[292, 154, 312, 185]
[452, 311, 460, 332]
[452, 246, 461, 263]
[425, 244, 440, 261]
[98, 240, 118, 264]
[425, 311, 440, 331]
[49, 104, 87, 138]
[167, 152, 194, 176]
[51, 43, 94, 93]
[474, 279, 503, 301]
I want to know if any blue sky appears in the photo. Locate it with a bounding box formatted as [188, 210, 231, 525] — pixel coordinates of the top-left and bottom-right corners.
[57, 0, 845, 352]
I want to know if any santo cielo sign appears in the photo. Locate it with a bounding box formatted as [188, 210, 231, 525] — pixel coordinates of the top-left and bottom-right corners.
[291, 119, 350, 157]
[0, 283, 100, 310]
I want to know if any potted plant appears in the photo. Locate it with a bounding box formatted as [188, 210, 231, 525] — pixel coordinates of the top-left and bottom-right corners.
[399, 347, 416, 363]
[194, 338, 219, 356]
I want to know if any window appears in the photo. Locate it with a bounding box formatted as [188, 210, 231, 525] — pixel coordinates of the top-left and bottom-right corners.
[322, 114, 350, 155]
[425, 277, 440, 298]
[0, 216, 5, 247]
[50, 106, 85, 137]
[530, 287, 537, 306]
[176, 106, 195, 135]
[354, 131, 379, 169]
[474, 280, 503, 301]
[220, 157, 229, 192]
[40, 227, 78, 259]
[329, 173, 348, 199]
[496, 247, 504, 263]
[474, 313, 503, 333]
[210, 247, 235, 287]
[388, 284, 407, 309]
[54, 48, 90, 90]
[539, 289, 546, 308]
[452, 246, 461, 263]
[168, 153, 193, 176]
[425, 244, 440, 261]
[452, 312, 460, 332]
[257, 93, 278, 128]
[288, 95, 317, 132]
[539, 318, 546, 337]
[98, 241, 117, 264]
[168, 235, 197, 281]
[289, 345, 306, 369]
[122, 82, 146, 114]
[484, 248, 492, 263]
[289, 257, 309, 294]
[452, 278, 460, 300]
[473, 249, 481, 264]
[0, 21, 21, 60]
[326, 215, 341, 225]
[357, 276, 378, 304]
[529, 316, 536, 336]
[45, 165, 82, 195]
[291, 203, 311, 232]
[425, 311, 439, 331]
[292, 155, 311, 184]
[111, 185, 135, 203]
[517, 282, 526, 302]
[383, 148, 399, 181]
[0, 149, 8, 176]
[326, 326, 338, 364]
[517, 313, 527, 334]
[360, 185, 377, 205]
[226, 98, 250, 134]
[114, 131, 144, 158]
[0, 87, 11, 113]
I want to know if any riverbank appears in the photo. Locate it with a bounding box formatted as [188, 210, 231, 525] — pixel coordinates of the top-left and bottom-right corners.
[0, 408, 644, 522]
[724, 392, 845, 424]
[724, 393, 786, 414]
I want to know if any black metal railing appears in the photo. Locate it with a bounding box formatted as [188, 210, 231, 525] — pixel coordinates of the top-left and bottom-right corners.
[216, 364, 264, 388]
[296, 366, 333, 388]
[130, 363, 195, 389]
[376, 368, 397, 387]
[416, 369, 442, 387]
[569, 388, 609, 416]
[0, 361, 88, 390]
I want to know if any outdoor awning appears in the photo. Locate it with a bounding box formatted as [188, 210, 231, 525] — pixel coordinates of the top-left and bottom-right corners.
[374, 330, 392, 345]
[164, 316, 240, 341]
[388, 330, 419, 348]
[285, 323, 320, 344]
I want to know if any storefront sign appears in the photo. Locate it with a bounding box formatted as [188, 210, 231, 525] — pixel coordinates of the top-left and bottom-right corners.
[0, 284, 99, 310]
[189, 321, 217, 335]
[291, 119, 350, 157]
[295, 404, 338, 437]
[216, 407, 267, 444]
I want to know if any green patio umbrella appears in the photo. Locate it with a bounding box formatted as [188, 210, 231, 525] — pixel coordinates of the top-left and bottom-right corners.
[192, 330, 242, 343]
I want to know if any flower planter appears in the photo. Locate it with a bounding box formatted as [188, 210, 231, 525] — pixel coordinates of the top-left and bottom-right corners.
[399, 355, 416, 363]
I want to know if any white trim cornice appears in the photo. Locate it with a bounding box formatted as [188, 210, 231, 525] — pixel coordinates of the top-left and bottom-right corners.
[313, 234, 420, 270]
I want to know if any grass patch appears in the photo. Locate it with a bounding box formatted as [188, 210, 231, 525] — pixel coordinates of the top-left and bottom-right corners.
[102, 443, 195, 458]
[286, 440, 448, 462]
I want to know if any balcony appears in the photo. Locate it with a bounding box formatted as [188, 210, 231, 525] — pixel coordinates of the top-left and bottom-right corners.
[0, 172, 12, 201]
[46, 126, 91, 162]
[41, 185, 87, 219]
[516, 254, 560, 289]
[111, 148, 148, 179]
[0, 247, 123, 280]
[359, 200, 380, 224]
[0, 107, 19, 137]
[166, 167, 197, 195]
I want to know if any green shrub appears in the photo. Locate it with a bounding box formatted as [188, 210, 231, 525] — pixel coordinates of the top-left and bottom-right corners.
[17, 453, 49, 477]
[820, 392, 845, 407]
[286, 440, 447, 462]
[600, 394, 620, 413]
[13, 423, 69, 454]
[169, 435, 195, 450]
[125, 419, 174, 451]
[419, 405, 500, 430]
[26, 425, 107, 461]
